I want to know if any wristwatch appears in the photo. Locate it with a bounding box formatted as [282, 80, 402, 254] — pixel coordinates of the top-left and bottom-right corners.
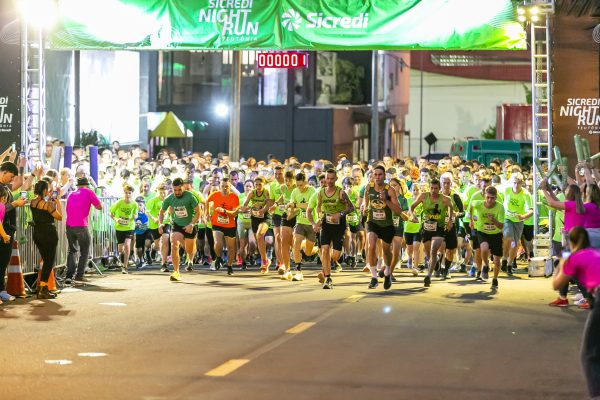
[340, 211, 346, 217]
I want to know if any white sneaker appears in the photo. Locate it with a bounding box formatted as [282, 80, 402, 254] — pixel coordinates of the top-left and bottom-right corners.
[281, 271, 293, 280]
[411, 268, 419, 277]
[0, 291, 15, 301]
[572, 293, 584, 302]
[576, 297, 587, 306]
[292, 272, 304, 281]
[449, 265, 460, 273]
[209, 263, 216, 271]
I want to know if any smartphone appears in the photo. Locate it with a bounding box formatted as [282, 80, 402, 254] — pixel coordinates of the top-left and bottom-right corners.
[51, 190, 58, 200]
[561, 251, 571, 259]
[20, 191, 27, 199]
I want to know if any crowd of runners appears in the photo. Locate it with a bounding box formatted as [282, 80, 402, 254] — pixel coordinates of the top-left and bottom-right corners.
[0, 142, 595, 302]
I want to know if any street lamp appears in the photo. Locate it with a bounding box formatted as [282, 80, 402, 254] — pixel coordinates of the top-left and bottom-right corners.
[517, 5, 540, 23]
[215, 103, 229, 118]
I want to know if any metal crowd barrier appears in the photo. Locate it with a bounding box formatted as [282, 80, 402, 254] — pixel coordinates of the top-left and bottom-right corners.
[16, 197, 119, 275]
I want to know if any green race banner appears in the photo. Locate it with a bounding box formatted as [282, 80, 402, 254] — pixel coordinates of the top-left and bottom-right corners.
[49, 0, 526, 50]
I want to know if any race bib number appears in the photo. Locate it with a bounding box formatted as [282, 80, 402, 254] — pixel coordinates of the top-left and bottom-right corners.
[393, 216, 400, 227]
[484, 223, 496, 232]
[117, 218, 129, 226]
[174, 207, 188, 218]
[346, 214, 358, 224]
[506, 210, 517, 218]
[424, 221, 437, 231]
[278, 204, 287, 212]
[217, 215, 230, 225]
[325, 214, 340, 225]
[373, 210, 386, 220]
[252, 209, 264, 218]
[242, 212, 252, 219]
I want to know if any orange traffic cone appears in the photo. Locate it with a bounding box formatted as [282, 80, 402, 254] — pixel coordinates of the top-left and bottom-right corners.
[37, 259, 57, 292]
[7, 241, 26, 298]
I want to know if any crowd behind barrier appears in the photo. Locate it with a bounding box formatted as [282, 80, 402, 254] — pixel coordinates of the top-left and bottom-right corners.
[15, 197, 119, 276]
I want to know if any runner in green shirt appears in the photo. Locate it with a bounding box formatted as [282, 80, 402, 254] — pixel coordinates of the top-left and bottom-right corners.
[109, 184, 138, 274]
[501, 173, 533, 275]
[469, 185, 505, 289]
[288, 172, 317, 281]
[145, 184, 170, 272]
[158, 178, 201, 282]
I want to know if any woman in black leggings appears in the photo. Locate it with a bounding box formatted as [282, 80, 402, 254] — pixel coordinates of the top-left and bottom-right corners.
[31, 180, 62, 299]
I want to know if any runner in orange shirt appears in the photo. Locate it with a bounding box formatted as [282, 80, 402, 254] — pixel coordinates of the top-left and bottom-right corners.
[207, 177, 240, 275]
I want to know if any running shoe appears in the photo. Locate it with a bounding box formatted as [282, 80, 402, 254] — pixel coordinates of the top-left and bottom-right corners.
[481, 265, 490, 281]
[368, 277, 379, 289]
[215, 257, 223, 271]
[292, 272, 304, 281]
[434, 269, 441, 278]
[578, 299, 590, 309]
[383, 274, 392, 290]
[185, 263, 194, 272]
[323, 277, 333, 289]
[335, 262, 343, 273]
[227, 266, 234, 276]
[362, 265, 371, 273]
[64, 278, 73, 286]
[170, 271, 181, 282]
[449, 265, 460, 273]
[507, 266, 514, 277]
[161, 264, 170, 273]
[209, 263, 216, 271]
[418, 264, 426, 272]
[572, 293, 584, 302]
[121, 266, 128, 275]
[241, 261, 248, 270]
[277, 266, 286, 275]
[317, 271, 325, 284]
[411, 267, 419, 277]
[282, 271, 293, 280]
[501, 259, 508, 273]
[491, 278, 498, 289]
[74, 276, 90, 283]
[0, 291, 15, 302]
[202, 257, 211, 266]
[459, 263, 467, 273]
[441, 268, 448, 280]
[391, 274, 397, 283]
[424, 276, 431, 287]
[260, 259, 272, 274]
[378, 269, 385, 278]
[549, 298, 569, 307]
[468, 265, 476, 277]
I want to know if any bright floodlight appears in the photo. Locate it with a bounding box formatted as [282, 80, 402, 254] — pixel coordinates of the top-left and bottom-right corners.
[531, 15, 540, 22]
[517, 7, 525, 15]
[530, 6, 540, 15]
[215, 103, 229, 118]
[19, 0, 58, 28]
[518, 15, 526, 22]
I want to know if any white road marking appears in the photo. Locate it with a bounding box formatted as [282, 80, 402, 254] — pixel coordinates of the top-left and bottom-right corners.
[98, 302, 127, 307]
[45, 360, 72, 365]
[78, 352, 108, 357]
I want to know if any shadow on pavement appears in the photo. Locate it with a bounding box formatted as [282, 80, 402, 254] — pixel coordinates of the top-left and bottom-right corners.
[369, 287, 428, 297]
[445, 291, 496, 303]
[27, 300, 73, 321]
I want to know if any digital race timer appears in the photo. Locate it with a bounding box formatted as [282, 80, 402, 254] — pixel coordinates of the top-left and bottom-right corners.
[257, 52, 308, 69]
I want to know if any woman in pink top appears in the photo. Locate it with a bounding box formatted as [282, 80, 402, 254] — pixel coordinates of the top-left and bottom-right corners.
[541, 183, 585, 233]
[553, 227, 600, 398]
[582, 184, 600, 248]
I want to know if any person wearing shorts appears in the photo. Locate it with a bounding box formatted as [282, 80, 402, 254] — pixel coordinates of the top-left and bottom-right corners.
[274, 170, 296, 279]
[207, 177, 240, 275]
[289, 172, 317, 281]
[410, 178, 454, 288]
[439, 172, 464, 279]
[134, 196, 152, 270]
[269, 166, 286, 272]
[237, 180, 257, 269]
[501, 173, 532, 276]
[146, 184, 171, 272]
[387, 177, 409, 283]
[240, 176, 273, 273]
[159, 178, 201, 282]
[470, 186, 505, 289]
[110, 185, 138, 274]
[310, 169, 355, 289]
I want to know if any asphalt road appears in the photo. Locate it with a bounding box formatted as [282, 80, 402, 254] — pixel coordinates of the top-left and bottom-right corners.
[0, 263, 589, 400]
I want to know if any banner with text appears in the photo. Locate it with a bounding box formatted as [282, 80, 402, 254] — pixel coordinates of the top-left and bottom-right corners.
[49, 0, 526, 51]
[0, 1, 21, 153]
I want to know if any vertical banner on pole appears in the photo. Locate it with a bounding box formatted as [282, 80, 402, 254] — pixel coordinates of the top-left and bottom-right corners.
[0, 2, 21, 153]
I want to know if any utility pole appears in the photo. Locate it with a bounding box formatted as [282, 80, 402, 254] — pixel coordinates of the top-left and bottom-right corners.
[371, 50, 379, 160]
[228, 50, 241, 161]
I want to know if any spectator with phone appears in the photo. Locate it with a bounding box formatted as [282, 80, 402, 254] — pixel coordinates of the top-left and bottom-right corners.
[30, 180, 62, 299]
[0, 161, 26, 302]
[553, 227, 600, 399]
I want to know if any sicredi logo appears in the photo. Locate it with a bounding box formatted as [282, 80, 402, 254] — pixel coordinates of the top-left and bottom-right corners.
[281, 9, 369, 31]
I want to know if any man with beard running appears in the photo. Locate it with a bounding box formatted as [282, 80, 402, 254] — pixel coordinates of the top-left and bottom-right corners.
[362, 165, 404, 290]
[309, 169, 354, 289]
[409, 178, 454, 287]
[158, 178, 201, 282]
